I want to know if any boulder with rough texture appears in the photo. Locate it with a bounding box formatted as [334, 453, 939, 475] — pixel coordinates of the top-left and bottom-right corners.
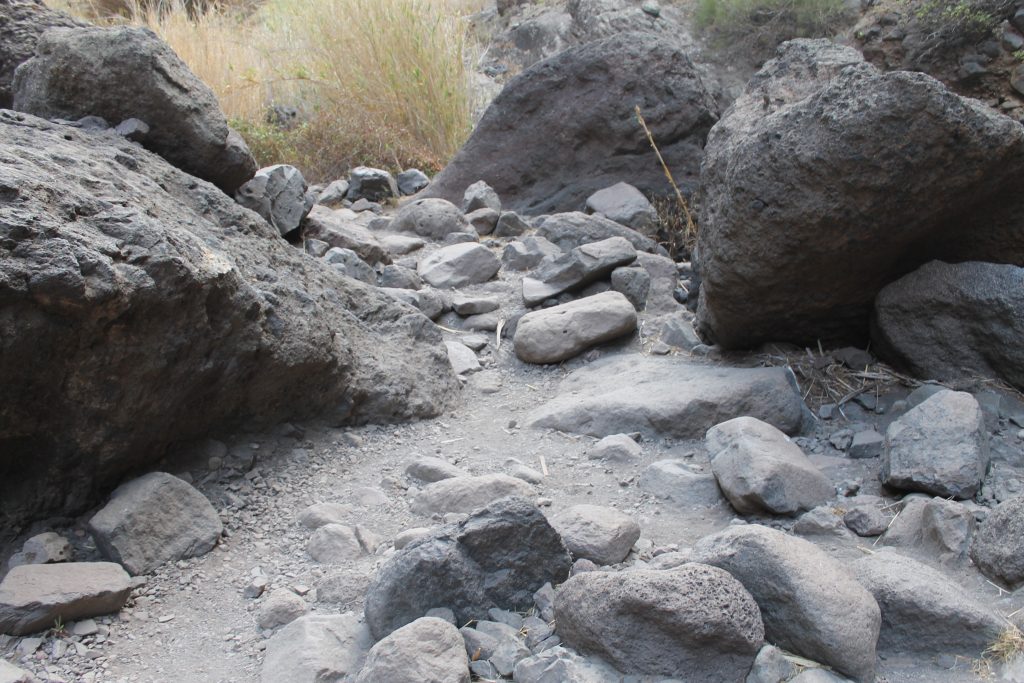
[706, 417, 833, 516]
[0, 0, 85, 109]
[878, 496, 975, 567]
[585, 182, 657, 233]
[536, 212, 660, 253]
[514, 292, 637, 364]
[691, 524, 880, 682]
[554, 565, 763, 679]
[0, 562, 130, 636]
[417, 243, 500, 289]
[411, 474, 534, 515]
[423, 33, 717, 214]
[0, 112, 455, 539]
[972, 495, 1024, 589]
[549, 504, 640, 565]
[353, 617, 469, 683]
[882, 390, 988, 499]
[391, 198, 470, 241]
[364, 497, 571, 639]
[88, 472, 221, 575]
[13, 26, 256, 194]
[346, 167, 397, 202]
[301, 206, 390, 266]
[235, 164, 310, 236]
[695, 39, 1024, 348]
[872, 261, 1024, 389]
[521, 236, 637, 305]
[527, 355, 805, 439]
[852, 550, 1003, 657]
[261, 613, 373, 683]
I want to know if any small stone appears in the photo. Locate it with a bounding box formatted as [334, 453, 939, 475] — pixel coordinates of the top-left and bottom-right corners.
[397, 168, 430, 196]
[843, 506, 889, 537]
[588, 433, 641, 462]
[406, 457, 466, 483]
[71, 618, 98, 636]
[306, 524, 381, 563]
[849, 430, 884, 459]
[445, 341, 481, 375]
[550, 504, 641, 565]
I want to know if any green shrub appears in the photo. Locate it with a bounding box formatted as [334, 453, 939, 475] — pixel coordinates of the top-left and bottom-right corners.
[910, 0, 1013, 47]
[695, 0, 851, 59]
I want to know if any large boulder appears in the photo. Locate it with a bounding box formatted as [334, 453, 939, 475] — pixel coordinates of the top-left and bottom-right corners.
[0, 112, 456, 539]
[695, 39, 1024, 348]
[872, 261, 1024, 389]
[691, 524, 880, 682]
[554, 565, 763, 679]
[353, 617, 470, 683]
[88, 472, 222, 575]
[972, 495, 1024, 589]
[881, 390, 988, 499]
[706, 416, 833, 516]
[526, 355, 805, 439]
[852, 549, 1004, 657]
[0, 0, 85, 109]
[12, 26, 256, 194]
[514, 291, 637, 364]
[364, 497, 571, 639]
[423, 32, 717, 214]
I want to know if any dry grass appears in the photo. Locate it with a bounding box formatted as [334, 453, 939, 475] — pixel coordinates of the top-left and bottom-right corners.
[976, 624, 1024, 678]
[57, 0, 478, 181]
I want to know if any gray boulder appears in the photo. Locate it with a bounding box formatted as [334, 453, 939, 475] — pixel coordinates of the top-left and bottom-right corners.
[346, 166, 398, 202]
[513, 646, 623, 682]
[502, 236, 562, 271]
[554, 565, 764, 679]
[695, 39, 1024, 348]
[466, 207, 500, 236]
[852, 549, 1003, 657]
[494, 211, 530, 238]
[0, 112, 456, 539]
[13, 26, 256, 194]
[706, 417, 833, 516]
[972, 495, 1024, 589]
[406, 456, 466, 484]
[0, 0, 85, 109]
[527, 355, 805, 439]
[364, 497, 571, 639]
[397, 168, 430, 196]
[418, 243, 501, 288]
[522, 236, 637, 305]
[315, 178, 349, 207]
[411, 474, 534, 515]
[0, 562, 130, 636]
[445, 341, 481, 375]
[878, 496, 976, 567]
[261, 613, 372, 683]
[88, 472, 221, 575]
[354, 617, 469, 683]
[639, 460, 724, 507]
[423, 33, 717, 214]
[235, 164, 311, 237]
[873, 261, 1024, 390]
[549, 504, 640, 565]
[257, 588, 309, 630]
[514, 291, 637, 364]
[392, 198, 470, 241]
[463, 180, 501, 213]
[588, 433, 640, 462]
[585, 182, 657, 233]
[537, 212, 660, 253]
[7, 532, 72, 568]
[882, 390, 988, 499]
[691, 524, 880, 682]
[746, 645, 798, 683]
[302, 205, 390, 266]
[324, 247, 377, 285]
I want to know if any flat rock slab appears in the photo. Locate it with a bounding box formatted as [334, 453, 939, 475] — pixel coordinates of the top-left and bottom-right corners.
[411, 474, 535, 516]
[418, 243, 500, 289]
[526, 356, 805, 439]
[521, 236, 637, 305]
[261, 613, 372, 683]
[514, 291, 637, 364]
[88, 472, 222, 575]
[0, 562, 130, 636]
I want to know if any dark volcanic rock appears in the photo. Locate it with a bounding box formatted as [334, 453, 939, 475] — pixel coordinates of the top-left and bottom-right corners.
[364, 497, 571, 639]
[13, 25, 256, 194]
[423, 32, 717, 214]
[872, 260, 1024, 390]
[695, 39, 1024, 349]
[0, 112, 456, 539]
[0, 0, 85, 109]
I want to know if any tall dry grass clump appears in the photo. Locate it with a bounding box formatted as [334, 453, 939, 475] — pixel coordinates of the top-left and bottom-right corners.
[61, 0, 477, 181]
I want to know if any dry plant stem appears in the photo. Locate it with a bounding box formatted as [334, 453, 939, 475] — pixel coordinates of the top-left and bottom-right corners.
[634, 105, 696, 241]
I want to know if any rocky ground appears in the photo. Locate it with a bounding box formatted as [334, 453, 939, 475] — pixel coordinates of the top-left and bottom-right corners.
[3, 202, 1024, 681]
